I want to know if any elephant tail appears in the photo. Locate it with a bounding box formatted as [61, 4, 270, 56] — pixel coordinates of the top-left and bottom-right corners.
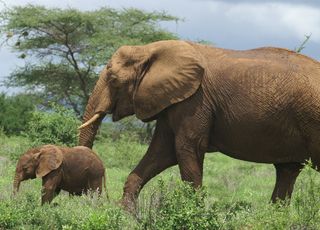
[103, 171, 109, 201]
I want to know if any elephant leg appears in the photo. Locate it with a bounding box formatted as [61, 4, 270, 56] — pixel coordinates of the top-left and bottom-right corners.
[175, 136, 205, 188]
[271, 162, 303, 203]
[164, 89, 211, 188]
[41, 170, 62, 205]
[122, 117, 177, 210]
[88, 178, 103, 195]
[54, 188, 61, 197]
[69, 191, 83, 196]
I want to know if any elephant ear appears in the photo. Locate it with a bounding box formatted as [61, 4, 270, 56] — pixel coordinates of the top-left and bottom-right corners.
[35, 145, 63, 178]
[133, 40, 204, 120]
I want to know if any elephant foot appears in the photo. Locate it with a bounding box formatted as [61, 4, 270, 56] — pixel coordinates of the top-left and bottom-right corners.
[52, 202, 59, 207]
[121, 173, 143, 213]
[120, 193, 138, 214]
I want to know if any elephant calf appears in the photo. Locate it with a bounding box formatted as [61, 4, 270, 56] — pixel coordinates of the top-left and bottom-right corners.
[13, 145, 106, 205]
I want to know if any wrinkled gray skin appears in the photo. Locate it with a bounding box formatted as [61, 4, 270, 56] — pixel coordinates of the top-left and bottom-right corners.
[79, 40, 320, 211]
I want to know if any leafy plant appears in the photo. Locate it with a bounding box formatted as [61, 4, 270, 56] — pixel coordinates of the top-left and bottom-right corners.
[98, 116, 155, 144]
[292, 160, 320, 228]
[0, 93, 36, 135]
[138, 180, 221, 230]
[24, 104, 80, 146]
[294, 34, 312, 53]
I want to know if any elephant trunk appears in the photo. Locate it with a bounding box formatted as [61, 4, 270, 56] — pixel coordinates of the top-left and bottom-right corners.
[79, 68, 111, 148]
[13, 172, 21, 195]
[78, 112, 104, 148]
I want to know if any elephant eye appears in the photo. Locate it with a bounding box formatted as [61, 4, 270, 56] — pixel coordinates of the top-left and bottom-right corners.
[22, 165, 28, 171]
[108, 74, 117, 82]
[111, 77, 121, 87]
[105, 70, 115, 80]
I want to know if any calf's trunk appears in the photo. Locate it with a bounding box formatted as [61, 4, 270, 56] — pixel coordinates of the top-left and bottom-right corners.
[13, 173, 21, 195]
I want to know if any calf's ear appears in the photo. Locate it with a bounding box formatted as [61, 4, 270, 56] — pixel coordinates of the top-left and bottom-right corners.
[35, 145, 63, 178]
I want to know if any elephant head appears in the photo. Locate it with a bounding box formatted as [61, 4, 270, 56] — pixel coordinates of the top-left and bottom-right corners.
[79, 40, 205, 148]
[13, 145, 63, 194]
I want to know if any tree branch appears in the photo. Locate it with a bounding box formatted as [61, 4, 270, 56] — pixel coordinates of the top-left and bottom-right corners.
[64, 90, 81, 116]
[64, 33, 90, 102]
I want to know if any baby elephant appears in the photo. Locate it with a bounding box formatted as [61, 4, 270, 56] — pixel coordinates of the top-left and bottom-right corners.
[13, 145, 106, 205]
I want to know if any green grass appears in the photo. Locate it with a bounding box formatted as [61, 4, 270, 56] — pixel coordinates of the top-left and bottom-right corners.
[1, 134, 320, 229]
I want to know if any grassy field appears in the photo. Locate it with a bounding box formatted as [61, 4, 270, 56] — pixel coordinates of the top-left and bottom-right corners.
[1, 133, 320, 229]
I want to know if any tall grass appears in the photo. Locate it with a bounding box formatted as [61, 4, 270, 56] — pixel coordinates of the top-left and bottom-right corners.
[1, 134, 320, 229]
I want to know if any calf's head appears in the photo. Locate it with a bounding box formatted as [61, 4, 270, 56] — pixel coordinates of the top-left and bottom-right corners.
[13, 145, 63, 194]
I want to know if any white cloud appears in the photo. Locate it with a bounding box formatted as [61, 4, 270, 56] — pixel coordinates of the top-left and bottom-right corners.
[214, 2, 320, 42]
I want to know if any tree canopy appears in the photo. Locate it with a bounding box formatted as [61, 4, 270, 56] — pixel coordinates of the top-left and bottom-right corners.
[0, 5, 179, 116]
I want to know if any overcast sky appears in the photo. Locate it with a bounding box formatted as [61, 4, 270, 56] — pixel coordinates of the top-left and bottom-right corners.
[1, 0, 320, 93]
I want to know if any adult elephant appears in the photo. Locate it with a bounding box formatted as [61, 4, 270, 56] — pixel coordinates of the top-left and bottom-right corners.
[79, 40, 320, 209]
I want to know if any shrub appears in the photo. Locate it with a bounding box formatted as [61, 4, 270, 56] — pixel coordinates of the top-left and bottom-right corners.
[292, 160, 320, 228]
[98, 116, 155, 144]
[82, 208, 128, 230]
[0, 93, 36, 136]
[24, 104, 80, 146]
[138, 180, 221, 230]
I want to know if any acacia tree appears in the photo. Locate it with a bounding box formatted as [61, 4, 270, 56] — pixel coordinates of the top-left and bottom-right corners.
[0, 5, 178, 116]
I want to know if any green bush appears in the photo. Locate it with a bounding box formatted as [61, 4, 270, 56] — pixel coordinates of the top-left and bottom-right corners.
[138, 180, 221, 230]
[24, 104, 80, 146]
[82, 208, 128, 230]
[0, 93, 36, 136]
[292, 160, 320, 228]
[98, 116, 155, 144]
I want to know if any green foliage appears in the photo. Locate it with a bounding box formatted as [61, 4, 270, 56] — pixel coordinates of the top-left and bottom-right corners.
[138, 180, 220, 230]
[95, 133, 147, 170]
[0, 135, 31, 161]
[24, 104, 80, 146]
[0, 5, 179, 115]
[293, 160, 320, 228]
[2, 136, 320, 228]
[0, 190, 132, 229]
[0, 93, 36, 135]
[98, 116, 155, 144]
[82, 208, 128, 230]
[294, 34, 311, 53]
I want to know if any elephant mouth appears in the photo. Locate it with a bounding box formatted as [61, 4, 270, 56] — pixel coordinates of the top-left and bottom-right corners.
[112, 112, 121, 122]
[107, 100, 117, 115]
[79, 99, 118, 129]
[110, 100, 120, 121]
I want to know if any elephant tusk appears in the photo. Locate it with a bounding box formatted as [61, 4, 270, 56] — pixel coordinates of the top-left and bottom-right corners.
[78, 114, 100, 129]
